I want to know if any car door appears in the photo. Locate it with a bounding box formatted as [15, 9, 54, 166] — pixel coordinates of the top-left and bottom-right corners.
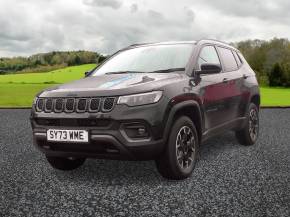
[196, 45, 230, 131]
[215, 46, 244, 122]
[233, 51, 252, 117]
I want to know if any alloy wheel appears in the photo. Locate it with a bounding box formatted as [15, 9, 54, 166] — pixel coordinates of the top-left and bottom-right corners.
[249, 108, 259, 141]
[175, 126, 196, 169]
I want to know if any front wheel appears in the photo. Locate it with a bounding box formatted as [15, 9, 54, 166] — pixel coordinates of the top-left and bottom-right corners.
[46, 156, 86, 170]
[155, 116, 199, 180]
[235, 103, 259, 146]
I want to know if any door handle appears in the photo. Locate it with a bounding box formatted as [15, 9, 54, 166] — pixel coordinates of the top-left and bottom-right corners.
[243, 74, 249, 79]
[222, 78, 228, 83]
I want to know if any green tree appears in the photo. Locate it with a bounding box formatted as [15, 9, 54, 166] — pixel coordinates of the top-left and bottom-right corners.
[281, 63, 290, 87]
[269, 63, 284, 86]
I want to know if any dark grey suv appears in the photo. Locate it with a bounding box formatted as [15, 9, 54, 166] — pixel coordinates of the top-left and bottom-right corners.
[30, 39, 260, 179]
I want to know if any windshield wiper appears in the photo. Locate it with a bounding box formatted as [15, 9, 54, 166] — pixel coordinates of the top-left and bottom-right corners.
[105, 71, 144, 75]
[105, 68, 185, 75]
[148, 68, 185, 73]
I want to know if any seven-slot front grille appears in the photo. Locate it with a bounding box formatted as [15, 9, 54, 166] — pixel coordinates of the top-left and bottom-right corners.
[35, 97, 116, 113]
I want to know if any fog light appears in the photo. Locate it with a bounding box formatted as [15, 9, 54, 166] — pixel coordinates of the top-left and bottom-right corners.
[123, 124, 150, 139]
[138, 127, 146, 135]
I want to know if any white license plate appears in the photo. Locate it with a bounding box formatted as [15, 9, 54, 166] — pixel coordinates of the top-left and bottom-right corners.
[47, 129, 88, 143]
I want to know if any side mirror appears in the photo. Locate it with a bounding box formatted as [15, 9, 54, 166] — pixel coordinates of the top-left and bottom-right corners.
[198, 63, 222, 75]
[190, 63, 221, 86]
[85, 65, 100, 77]
[84, 71, 91, 77]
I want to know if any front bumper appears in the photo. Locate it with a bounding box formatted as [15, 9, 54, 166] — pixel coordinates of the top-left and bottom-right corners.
[30, 98, 169, 160]
[32, 131, 164, 160]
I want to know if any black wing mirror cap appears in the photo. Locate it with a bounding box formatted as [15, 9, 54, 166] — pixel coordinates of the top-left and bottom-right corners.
[85, 71, 92, 77]
[85, 65, 100, 77]
[190, 63, 222, 86]
[198, 63, 222, 75]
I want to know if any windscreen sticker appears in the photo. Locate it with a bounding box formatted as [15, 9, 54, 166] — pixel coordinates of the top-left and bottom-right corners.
[99, 74, 135, 88]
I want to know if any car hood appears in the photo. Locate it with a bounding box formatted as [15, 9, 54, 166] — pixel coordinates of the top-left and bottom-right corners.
[39, 73, 184, 97]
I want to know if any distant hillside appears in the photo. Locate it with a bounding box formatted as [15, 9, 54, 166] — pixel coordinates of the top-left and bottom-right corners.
[0, 51, 106, 75]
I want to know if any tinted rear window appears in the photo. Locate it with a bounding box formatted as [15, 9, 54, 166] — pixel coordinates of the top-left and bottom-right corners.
[217, 47, 238, 72]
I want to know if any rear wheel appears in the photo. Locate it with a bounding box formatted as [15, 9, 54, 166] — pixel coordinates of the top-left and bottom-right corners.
[46, 156, 86, 170]
[235, 103, 259, 146]
[155, 116, 199, 180]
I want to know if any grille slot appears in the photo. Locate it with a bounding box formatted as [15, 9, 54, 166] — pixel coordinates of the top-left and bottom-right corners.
[102, 97, 115, 112]
[65, 98, 75, 112]
[45, 99, 53, 112]
[54, 98, 63, 113]
[89, 98, 100, 112]
[77, 98, 87, 112]
[36, 98, 44, 112]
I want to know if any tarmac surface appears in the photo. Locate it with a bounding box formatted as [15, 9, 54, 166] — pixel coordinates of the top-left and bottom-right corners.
[0, 109, 289, 216]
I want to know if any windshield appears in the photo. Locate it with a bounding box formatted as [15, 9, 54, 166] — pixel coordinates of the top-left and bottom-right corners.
[92, 44, 195, 76]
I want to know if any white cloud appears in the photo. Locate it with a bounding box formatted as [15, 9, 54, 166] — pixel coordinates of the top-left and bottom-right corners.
[83, 0, 122, 9]
[130, 4, 138, 13]
[0, 0, 290, 57]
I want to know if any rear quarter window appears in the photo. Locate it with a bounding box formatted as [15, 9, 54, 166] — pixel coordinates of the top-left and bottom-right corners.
[217, 47, 238, 72]
[233, 51, 243, 67]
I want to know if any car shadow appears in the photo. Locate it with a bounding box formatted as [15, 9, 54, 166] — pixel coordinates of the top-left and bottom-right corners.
[199, 131, 241, 160]
[51, 132, 241, 184]
[52, 159, 169, 185]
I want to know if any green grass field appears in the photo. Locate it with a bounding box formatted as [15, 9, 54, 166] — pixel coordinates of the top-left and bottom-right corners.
[0, 64, 289, 107]
[0, 64, 96, 84]
[0, 64, 96, 107]
[0, 83, 54, 107]
[260, 87, 290, 106]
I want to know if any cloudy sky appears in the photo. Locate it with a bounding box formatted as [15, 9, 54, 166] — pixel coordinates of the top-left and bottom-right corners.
[1, 0, 290, 57]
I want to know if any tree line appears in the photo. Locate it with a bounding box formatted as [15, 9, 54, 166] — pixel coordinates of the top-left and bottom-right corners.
[233, 38, 290, 87]
[0, 51, 106, 74]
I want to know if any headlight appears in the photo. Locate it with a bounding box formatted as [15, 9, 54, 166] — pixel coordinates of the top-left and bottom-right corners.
[117, 91, 163, 106]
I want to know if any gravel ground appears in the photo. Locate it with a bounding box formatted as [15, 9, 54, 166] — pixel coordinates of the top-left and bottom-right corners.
[0, 109, 289, 217]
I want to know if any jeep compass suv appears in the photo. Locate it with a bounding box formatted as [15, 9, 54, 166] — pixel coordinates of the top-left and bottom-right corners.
[30, 40, 260, 180]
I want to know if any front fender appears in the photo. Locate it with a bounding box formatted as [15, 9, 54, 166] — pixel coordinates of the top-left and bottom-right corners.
[161, 98, 203, 143]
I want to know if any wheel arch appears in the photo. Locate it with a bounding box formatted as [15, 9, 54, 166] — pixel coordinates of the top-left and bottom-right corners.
[250, 94, 260, 109]
[163, 100, 203, 144]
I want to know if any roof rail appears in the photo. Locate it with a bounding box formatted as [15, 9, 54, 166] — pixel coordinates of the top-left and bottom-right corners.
[128, 41, 196, 48]
[204, 39, 229, 43]
[118, 42, 152, 51]
[197, 39, 236, 49]
[128, 42, 152, 47]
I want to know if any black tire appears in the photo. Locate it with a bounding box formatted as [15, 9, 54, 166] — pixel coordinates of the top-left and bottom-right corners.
[155, 116, 199, 180]
[235, 103, 259, 146]
[46, 156, 86, 171]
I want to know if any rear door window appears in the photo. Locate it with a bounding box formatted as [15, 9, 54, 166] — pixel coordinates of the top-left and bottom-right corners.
[217, 47, 238, 72]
